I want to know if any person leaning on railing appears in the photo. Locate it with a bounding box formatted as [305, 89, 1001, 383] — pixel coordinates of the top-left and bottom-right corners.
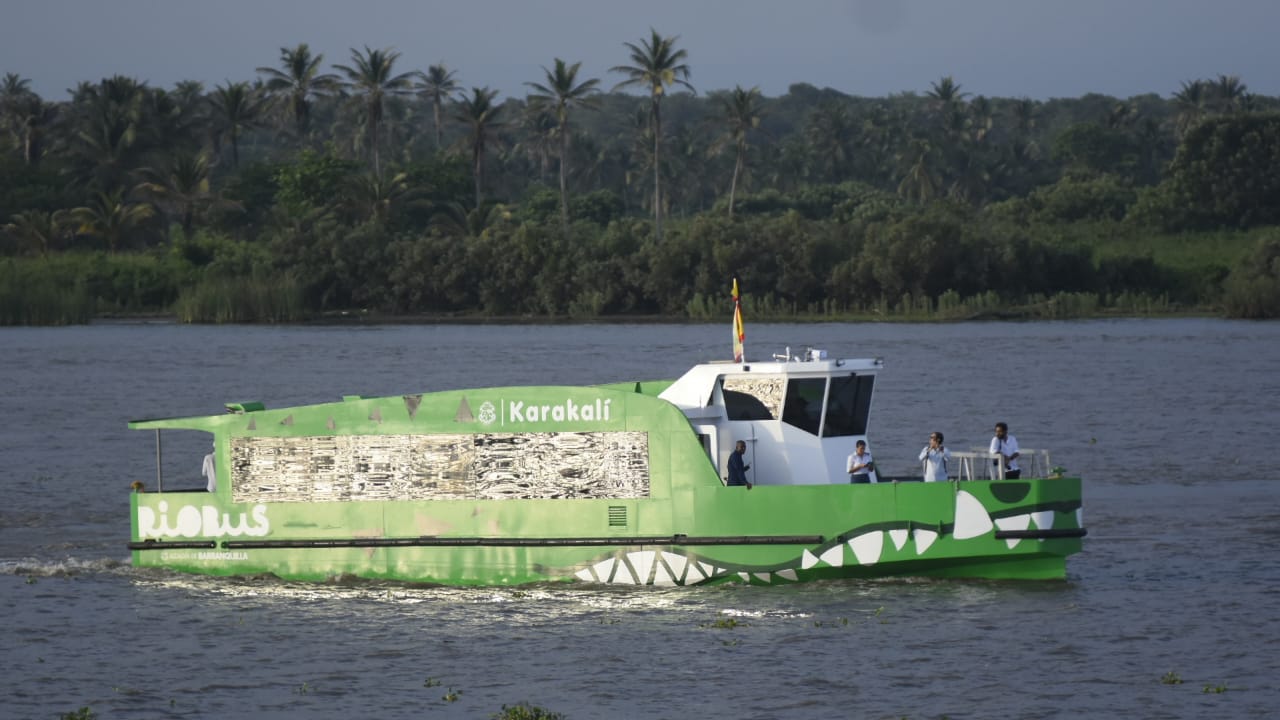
[990, 422, 1021, 479]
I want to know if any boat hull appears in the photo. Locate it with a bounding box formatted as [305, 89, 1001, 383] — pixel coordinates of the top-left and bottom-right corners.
[129, 477, 1084, 585]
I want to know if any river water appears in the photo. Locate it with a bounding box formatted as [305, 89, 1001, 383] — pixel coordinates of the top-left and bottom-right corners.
[1, 319, 1277, 719]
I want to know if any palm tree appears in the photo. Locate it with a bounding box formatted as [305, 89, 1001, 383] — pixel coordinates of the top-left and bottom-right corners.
[611, 29, 694, 241]
[333, 46, 417, 175]
[452, 87, 505, 209]
[805, 101, 856, 182]
[67, 75, 150, 191]
[1211, 74, 1248, 114]
[148, 84, 203, 154]
[525, 58, 601, 232]
[417, 64, 459, 150]
[136, 151, 236, 237]
[208, 81, 266, 169]
[345, 171, 412, 224]
[513, 102, 558, 183]
[256, 43, 338, 137]
[712, 86, 763, 218]
[10, 95, 58, 167]
[896, 139, 939, 203]
[429, 201, 510, 239]
[0, 73, 38, 162]
[1172, 79, 1209, 137]
[3, 209, 68, 257]
[1010, 97, 1038, 138]
[927, 76, 969, 107]
[69, 189, 155, 252]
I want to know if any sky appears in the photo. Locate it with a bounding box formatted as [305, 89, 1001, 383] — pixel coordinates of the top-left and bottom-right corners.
[3, 0, 1277, 102]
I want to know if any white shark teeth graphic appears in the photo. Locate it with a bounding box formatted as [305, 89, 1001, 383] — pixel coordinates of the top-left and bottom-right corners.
[1076, 508, 1083, 528]
[848, 532, 884, 565]
[801, 549, 820, 569]
[775, 568, 798, 582]
[752, 572, 771, 583]
[819, 544, 845, 567]
[995, 513, 1031, 549]
[993, 510, 1059, 548]
[737, 572, 750, 583]
[954, 490, 995, 540]
[653, 551, 688, 586]
[577, 552, 722, 585]
[628, 551, 656, 584]
[889, 529, 909, 551]
[1031, 510, 1055, 540]
[681, 560, 705, 584]
[914, 528, 938, 554]
[582, 557, 619, 582]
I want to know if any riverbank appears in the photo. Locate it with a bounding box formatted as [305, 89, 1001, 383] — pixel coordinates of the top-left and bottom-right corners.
[154, 293, 1254, 325]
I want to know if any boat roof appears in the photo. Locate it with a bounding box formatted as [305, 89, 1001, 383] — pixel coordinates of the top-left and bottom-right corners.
[659, 351, 883, 410]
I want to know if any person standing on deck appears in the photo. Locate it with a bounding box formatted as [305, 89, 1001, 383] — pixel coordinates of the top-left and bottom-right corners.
[990, 422, 1021, 479]
[202, 443, 217, 492]
[847, 440, 877, 483]
[919, 432, 951, 482]
[727, 440, 752, 489]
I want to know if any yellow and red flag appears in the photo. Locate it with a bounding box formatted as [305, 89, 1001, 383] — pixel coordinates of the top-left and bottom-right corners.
[732, 278, 745, 362]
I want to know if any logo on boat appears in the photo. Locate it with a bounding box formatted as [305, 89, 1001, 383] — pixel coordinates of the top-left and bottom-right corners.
[473, 397, 614, 426]
[138, 501, 270, 539]
[508, 398, 612, 424]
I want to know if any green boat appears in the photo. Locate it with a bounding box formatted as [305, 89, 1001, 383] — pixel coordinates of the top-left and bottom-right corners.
[128, 347, 1085, 586]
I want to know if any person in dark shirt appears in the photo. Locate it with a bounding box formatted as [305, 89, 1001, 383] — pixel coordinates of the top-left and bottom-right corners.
[727, 440, 752, 488]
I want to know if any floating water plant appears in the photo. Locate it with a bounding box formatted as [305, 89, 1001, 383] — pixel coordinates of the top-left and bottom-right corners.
[491, 703, 566, 720]
[442, 687, 462, 702]
[424, 677, 442, 688]
[1161, 671, 1183, 685]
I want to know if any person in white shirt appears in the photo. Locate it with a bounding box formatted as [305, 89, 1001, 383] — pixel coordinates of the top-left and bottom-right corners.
[990, 422, 1021, 479]
[918, 431, 951, 482]
[202, 443, 217, 492]
[847, 440, 877, 483]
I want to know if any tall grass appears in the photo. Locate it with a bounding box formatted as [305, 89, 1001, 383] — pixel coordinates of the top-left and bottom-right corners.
[0, 258, 95, 325]
[173, 273, 306, 323]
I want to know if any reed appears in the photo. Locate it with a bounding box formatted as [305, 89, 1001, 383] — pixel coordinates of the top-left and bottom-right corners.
[0, 259, 95, 325]
[173, 273, 306, 323]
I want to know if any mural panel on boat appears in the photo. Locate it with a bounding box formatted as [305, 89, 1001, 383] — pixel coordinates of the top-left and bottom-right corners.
[230, 431, 650, 503]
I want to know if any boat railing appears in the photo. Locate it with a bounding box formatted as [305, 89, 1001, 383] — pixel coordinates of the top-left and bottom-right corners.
[960, 448, 1054, 479]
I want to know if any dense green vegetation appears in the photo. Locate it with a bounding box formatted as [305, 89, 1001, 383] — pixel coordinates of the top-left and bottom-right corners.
[3, 36, 1280, 324]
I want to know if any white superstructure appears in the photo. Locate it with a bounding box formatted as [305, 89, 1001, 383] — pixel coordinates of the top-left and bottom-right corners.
[659, 349, 883, 485]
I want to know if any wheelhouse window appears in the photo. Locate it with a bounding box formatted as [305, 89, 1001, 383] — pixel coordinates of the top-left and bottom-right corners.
[782, 378, 826, 435]
[722, 376, 783, 421]
[822, 374, 875, 437]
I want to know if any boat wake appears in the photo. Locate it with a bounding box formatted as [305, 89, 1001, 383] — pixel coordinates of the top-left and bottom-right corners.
[1, 555, 131, 577]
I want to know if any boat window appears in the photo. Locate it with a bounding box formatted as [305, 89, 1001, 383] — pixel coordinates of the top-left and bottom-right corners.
[722, 376, 783, 421]
[782, 378, 826, 435]
[822, 374, 875, 437]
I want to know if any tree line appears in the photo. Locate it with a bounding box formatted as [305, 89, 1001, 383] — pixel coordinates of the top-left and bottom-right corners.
[2, 31, 1280, 323]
